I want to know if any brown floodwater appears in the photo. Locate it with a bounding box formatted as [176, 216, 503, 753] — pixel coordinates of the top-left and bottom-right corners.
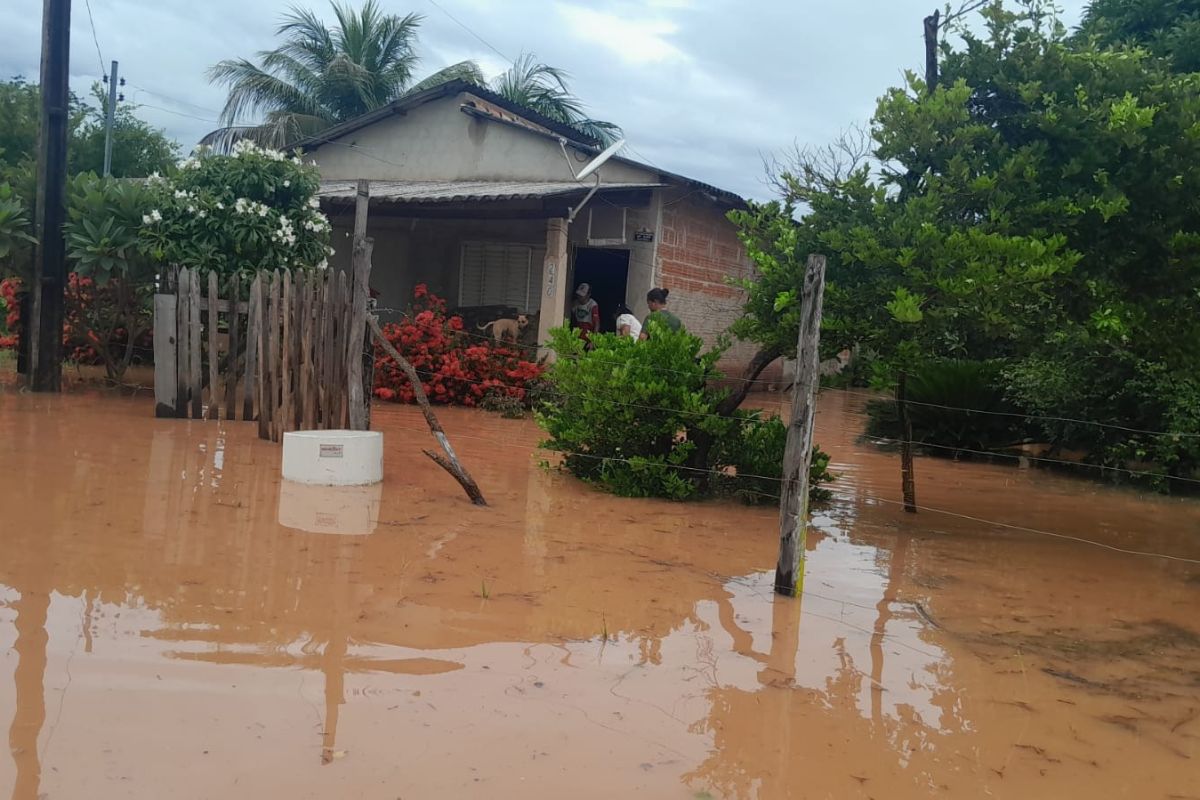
[1, 386, 1198, 799]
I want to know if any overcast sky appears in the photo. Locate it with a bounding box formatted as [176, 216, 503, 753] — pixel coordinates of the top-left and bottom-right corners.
[2, 0, 1088, 200]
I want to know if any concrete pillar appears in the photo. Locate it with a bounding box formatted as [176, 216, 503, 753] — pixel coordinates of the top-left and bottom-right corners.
[536, 217, 570, 361]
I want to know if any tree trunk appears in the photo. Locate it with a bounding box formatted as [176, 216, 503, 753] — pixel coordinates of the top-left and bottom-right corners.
[924, 10, 940, 93]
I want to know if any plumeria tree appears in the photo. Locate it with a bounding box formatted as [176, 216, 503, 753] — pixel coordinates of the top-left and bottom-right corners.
[140, 140, 332, 276]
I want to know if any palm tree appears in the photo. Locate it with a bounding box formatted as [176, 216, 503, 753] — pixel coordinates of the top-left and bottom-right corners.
[203, 1, 482, 149]
[489, 53, 621, 145]
[205, 3, 621, 151]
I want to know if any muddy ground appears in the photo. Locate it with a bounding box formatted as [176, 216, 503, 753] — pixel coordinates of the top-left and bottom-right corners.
[1, 387, 1198, 799]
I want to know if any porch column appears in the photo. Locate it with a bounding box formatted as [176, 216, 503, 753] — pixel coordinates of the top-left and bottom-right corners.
[536, 217, 569, 361]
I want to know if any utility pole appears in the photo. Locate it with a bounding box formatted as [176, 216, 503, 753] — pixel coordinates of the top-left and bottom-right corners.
[102, 60, 119, 176]
[30, 0, 72, 392]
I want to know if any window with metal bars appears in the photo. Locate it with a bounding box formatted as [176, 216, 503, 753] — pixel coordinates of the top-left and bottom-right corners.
[457, 242, 539, 312]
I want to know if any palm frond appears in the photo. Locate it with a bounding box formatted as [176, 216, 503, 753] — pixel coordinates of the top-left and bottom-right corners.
[207, 58, 327, 127]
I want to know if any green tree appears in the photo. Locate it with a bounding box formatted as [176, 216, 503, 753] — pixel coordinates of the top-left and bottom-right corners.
[732, 0, 1200, 481]
[205, 1, 483, 148]
[1076, 0, 1200, 72]
[71, 86, 180, 178]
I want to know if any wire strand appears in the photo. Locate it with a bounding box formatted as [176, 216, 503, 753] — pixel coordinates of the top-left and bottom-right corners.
[375, 418, 1200, 566]
[82, 0, 107, 78]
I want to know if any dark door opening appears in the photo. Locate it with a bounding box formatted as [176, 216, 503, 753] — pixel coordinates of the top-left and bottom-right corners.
[571, 247, 630, 333]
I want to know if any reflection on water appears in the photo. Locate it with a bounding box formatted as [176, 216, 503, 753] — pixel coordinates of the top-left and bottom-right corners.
[1, 389, 1199, 799]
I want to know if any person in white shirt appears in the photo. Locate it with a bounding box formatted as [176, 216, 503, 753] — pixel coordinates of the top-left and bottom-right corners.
[614, 304, 642, 339]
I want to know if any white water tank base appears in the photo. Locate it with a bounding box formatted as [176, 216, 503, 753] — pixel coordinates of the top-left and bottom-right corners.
[282, 430, 383, 486]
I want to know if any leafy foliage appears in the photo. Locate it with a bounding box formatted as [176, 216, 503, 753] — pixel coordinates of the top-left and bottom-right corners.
[372, 285, 543, 406]
[733, 0, 1200, 483]
[537, 328, 835, 504]
[140, 142, 332, 276]
[0, 183, 35, 265]
[865, 360, 1028, 452]
[1076, 0, 1200, 73]
[711, 411, 837, 505]
[537, 326, 729, 500]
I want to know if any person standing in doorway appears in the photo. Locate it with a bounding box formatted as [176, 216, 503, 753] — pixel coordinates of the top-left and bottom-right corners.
[572, 283, 601, 348]
[639, 287, 682, 340]
[614, 303, 642, 339]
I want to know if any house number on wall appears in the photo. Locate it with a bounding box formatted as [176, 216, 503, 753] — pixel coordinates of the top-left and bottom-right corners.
[545, 262, 557, 297]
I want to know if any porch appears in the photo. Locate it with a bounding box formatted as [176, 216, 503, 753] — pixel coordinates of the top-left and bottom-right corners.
[317, 180, 664, 348]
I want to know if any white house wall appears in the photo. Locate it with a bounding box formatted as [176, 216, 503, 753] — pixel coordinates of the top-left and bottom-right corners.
[311, 92, 658, 185]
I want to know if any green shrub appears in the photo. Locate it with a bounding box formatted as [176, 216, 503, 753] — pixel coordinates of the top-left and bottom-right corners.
[537, 326, 835, 504]
[537, 325, 729, 500]
[866, 359, 1029, 452]
[711, 410, 836, 505]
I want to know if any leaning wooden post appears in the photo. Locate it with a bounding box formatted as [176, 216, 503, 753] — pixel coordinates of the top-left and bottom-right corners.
[368, 317, 487, 506]
[898, 371, 918, 513]
[347, 179, 372, 431]
[775, 254, 826, 597]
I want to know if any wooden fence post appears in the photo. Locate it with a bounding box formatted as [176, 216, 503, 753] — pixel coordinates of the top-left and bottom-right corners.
[347, 179, 372, 431]
[175, 267, 190, 418]
[898, 372, 918, 513]
[189, 269, 202, 419]
[775, 254, 827, 597]
[269, 270, 282, 441]
[206, 270, 220, 420]
[153, 291, 177, 417]
[244, 273, 260, 422]
[225, 272, 241, 420]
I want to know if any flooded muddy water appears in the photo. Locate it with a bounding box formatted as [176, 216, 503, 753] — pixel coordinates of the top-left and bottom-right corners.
[1, 387, 1198, 799]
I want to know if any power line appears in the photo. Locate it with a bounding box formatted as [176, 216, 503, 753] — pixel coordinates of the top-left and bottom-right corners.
[376, 419, 1200, 565]
[424, 0, 514, 65]
[82, 0, 106, 77]
[129, 84, 222, 116]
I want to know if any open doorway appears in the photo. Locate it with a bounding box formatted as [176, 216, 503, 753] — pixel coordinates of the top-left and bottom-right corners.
[571, 247, 630, 333]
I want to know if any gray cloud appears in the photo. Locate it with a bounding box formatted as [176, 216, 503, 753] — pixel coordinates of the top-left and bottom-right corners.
[2, 0, 1087, 200]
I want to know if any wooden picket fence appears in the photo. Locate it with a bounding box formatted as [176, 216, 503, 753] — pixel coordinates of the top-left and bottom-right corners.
[153, 266, 370, 441]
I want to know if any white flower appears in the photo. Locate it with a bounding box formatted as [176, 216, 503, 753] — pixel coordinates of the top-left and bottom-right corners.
[307, 197, 320, 209]
[258, 205, 269, 217]
[316, 258, 328, 270]
[327, 246, 335, 255]
[198, 210, 207, 219]
[187, 205, 195, 213]
[283, 179, 291, 188]
[142, 214, 152, 225]
[216, 202, 224, 210]
[149, 209, 163, 222]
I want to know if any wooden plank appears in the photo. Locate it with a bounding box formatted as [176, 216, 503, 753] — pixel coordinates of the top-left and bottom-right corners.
[280, 270, 293, 437]
[225, 272, 241, 420]
[189, 268, 203, 419]
[207, 270, 220, 420]
[317, 271, 332, 428]
[256, 274, 270, 439]
[347, 240, 373, 431]
[197, 298, 250, 314]
[775, 254, 826, 597]
[153, 293, 177, 418]
[269, 270, 282, 441]
[244, 274, 260, 422]
[301, 271, 316, 430]
[175, 267, 190, 418]
[337, 270, 351, 428]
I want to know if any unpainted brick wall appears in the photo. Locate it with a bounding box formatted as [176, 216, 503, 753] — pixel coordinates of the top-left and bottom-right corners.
[655, 195, 764, 378]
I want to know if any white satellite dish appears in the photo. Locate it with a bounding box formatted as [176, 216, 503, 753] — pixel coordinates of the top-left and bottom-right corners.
[575, 139, 626, 181]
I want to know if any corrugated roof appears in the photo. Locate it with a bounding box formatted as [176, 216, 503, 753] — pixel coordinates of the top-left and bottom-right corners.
[317, 180, 663, 204]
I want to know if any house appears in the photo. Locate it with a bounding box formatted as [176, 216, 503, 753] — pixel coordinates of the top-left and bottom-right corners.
[297, 79, 759, 373]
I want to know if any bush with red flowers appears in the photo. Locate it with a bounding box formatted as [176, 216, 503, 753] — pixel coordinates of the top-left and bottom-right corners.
[373, 284, 543, 407]
[0, 274, 153, 368]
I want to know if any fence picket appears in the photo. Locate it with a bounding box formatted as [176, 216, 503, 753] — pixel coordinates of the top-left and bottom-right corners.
[256, 275, 270, 439]
[207, 270, 220, 420]
[225, 272, 241, 420]
[175, 267, 190, 418]
[244, 274, 260, 423]
[189, 270, 203, 419]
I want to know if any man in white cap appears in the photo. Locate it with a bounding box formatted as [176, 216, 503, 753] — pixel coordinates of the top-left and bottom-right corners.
[571, 282, 601, 348]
